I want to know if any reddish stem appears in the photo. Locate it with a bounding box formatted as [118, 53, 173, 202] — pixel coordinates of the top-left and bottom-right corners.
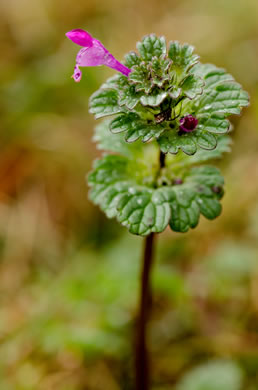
[135, 232, 155, 390]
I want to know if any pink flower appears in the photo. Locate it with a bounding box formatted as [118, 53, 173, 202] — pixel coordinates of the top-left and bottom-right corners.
[66, 29, 131, 82]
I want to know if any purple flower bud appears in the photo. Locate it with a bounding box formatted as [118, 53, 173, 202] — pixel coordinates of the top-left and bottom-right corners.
[179, 115, 198, 133]
[66, 29, 131, 82]
[66, 29, 93, 47]
[212, 186, 222, 194]
[173, 178, 183, 185]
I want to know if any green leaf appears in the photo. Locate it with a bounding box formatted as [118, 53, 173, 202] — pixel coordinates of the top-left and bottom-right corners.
[169, 199, 200, 232]
[168, 41, 199, 74]
[150, 56, 172, 88]
[176, 360, 243, 390]
[88, 156, 224, 235]
[196, 131, 217, 150]
[117, 190, 171, 235]
[189, 165, 224, 188]
[189, 63, 249, 116]
[89, 89, 123, 119]
[168, 86, 182, 99]
[110, 113, 166, 142]
[118, 84, 142, 110]
[124, 51, 141, 68]
[177, 64, 248, 143]
[197, 82, 249, 116]
[88, 156, 129, 219]
[158, 131, 197, 155]
[101, 74, 142, 110]
[168, 136, 231, 169]
[137, 34, 166, 61]
[129, 63, 153, 93]
[193, 135, 231, 162]
[168, 166, 224, 232]
[93, 120, 143, 157]
[140, 91, 168, 107]
[88, 155, 170, 235]
[180, 74, 204, 99]
[128, 54, 172, 99]
[197, 113, 230, 134]
[167, 186, 199, 232]
[191, 63, 235, 87]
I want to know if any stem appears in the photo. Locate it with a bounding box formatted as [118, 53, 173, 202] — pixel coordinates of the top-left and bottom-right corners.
[159, 150, 166, 169]
[134, 150, 166, 390]
[135, 232, 155, 390]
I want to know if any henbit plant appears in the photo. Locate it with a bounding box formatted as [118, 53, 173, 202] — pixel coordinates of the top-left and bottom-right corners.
[66, 29, 249, 390]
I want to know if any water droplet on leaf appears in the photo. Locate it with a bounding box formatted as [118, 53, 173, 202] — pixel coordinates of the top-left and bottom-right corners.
[129, 187, 136, 194]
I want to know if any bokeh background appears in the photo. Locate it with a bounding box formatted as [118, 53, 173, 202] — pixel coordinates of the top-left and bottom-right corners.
[0, 0, 258, 389]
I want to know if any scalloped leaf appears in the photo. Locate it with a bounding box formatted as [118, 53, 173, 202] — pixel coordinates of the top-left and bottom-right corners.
[189, 64, 249, 116]
[124, 51, 141, 68]
[180, 74, 204, 99]
[169, 177, 223, 232]
[137, 34, 166, 61]
[93, 120, 143, 157]
[168, 41, 199, 74]
[171, 170, 224, 231]
[158, 131, 197, 155]
[101, 74, 143, 110]
[191, 63, 235, 87]
[197, 113, 230, 134]
[140, 91, 168, 107]
[197, 83, 249, 116]
[129, 63, 153, 93]
[186, 135, 231, 164]
[196, 131, 217, 150]
[169, 196, 200, 232]
[117, 190, 171, 235]
[89, 89, 123, 118]
[118, 85, 142, 110]
[150, 56, 172, 87]
[88, 155, 224, 235]
[167, 136, 231, 171]
[158, 128, 217, 156]
[168, 86, 182, 99]
[88, 155, 170, 234]
[110, 113, 166, 142]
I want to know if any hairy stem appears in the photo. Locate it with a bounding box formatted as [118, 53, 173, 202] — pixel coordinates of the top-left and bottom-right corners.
[135, 232, 155, 390]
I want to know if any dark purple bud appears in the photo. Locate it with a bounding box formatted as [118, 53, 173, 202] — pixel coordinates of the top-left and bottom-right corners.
[179, 115, 198, 133]
[212, 185, 222, 194]
[173, 178, 183, 185]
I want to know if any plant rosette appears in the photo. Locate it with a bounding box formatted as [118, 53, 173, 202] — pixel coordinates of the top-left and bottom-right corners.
[67, 30, 249, 235]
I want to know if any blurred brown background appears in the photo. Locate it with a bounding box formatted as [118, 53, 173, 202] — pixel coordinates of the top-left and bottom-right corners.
[0, 0, 258, 389]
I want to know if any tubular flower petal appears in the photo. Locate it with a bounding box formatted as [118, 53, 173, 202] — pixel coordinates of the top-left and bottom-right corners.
[66, 29, 131, 82]
[179, 115, 198, 133]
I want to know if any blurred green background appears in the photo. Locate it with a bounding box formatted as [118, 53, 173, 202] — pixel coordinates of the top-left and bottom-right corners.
[0, 0, 258, 389]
